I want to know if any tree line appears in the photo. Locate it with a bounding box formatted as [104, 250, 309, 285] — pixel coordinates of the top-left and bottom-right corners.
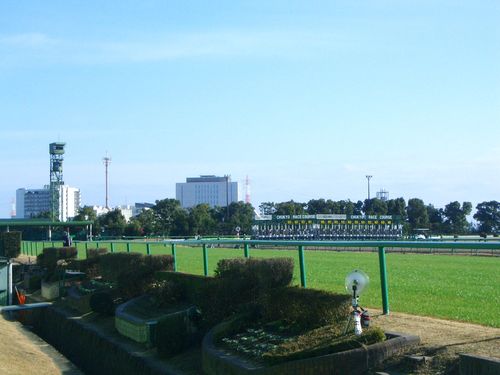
[69, 197, 500, 239]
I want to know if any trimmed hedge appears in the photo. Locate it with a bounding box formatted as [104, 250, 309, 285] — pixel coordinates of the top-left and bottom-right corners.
[0, 231, 22, 258]
[37, 247, 78, 282]
[215, 257, 294, 292]
[72, 248, 108, 279]
[98, 253, 174, 299]
[261, 287, 351, 331]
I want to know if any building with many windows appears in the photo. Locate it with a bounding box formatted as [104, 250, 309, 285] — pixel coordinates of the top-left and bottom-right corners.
[16, 185, 81, 221]
[176, 175, 238, 209]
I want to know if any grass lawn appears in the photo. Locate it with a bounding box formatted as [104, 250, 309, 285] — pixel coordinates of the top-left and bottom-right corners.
[35, 241, 500, 327]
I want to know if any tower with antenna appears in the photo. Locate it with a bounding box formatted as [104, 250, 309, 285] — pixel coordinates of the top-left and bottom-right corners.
[103, 154, 111, 209]
[49, 142, 65, 221]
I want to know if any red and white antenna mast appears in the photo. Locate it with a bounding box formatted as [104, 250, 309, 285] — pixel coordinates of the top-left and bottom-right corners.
[245, 175, 251, 204]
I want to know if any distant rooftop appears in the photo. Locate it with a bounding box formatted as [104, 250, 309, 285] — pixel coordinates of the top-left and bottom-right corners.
[186, 175, 230, 183]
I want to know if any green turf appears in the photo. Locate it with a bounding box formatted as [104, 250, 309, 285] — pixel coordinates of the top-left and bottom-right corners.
[26, 242, 500, 327]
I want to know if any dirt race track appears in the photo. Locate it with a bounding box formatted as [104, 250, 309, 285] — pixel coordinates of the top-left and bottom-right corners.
[0, 310, 498, 375]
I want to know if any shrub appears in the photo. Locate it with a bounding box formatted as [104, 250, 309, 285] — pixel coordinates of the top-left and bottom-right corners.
[37, 247, 78, 282]
[215, 257, 294, 291]
[149, 280, 185, 307]
[156, 271, 210, 304]
[155, 307, 202, 358]
[98, 253, 174, 299]
[156, 313, 189, 357]
[98, 252, 144, 282]
[260, 287, 351, 331]
[0, 232, 21, 258]
[89, 291, 115, 316]
[71, 248, 108, 279]
[214, 257, 293, 306]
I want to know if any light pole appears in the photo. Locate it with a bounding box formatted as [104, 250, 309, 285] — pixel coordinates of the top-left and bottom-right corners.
[366, 175, 372, 200]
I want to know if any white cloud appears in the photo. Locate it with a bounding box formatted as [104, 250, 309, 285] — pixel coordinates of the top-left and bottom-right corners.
[0, 33, 59, 48]
[0, 30, 342, 66]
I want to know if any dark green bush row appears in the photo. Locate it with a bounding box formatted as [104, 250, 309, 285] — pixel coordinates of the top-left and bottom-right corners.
[156, 271, 211, 304]
[37, 247, 78, 282]
[98, 253, 174, 299]
[261, 287, 351, 331]
[72, 248, 108, 279]
[0, 232, 22, 258]
[215, 257, 294, 293]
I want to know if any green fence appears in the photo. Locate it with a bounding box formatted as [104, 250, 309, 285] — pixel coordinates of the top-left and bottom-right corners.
[21, 239, 500, 316]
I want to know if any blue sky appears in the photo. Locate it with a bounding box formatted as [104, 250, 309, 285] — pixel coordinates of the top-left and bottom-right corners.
[1, 1, 499, 217]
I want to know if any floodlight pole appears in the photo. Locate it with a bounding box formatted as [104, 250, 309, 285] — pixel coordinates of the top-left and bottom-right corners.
[366, 175, 372, 200]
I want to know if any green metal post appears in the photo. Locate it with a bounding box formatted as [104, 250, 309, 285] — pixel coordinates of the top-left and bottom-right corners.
[244, 243, 250, 258]
[203, 244, 209, 276]
[171, 244, 177, 272]
[30, 241, 33, 256]
[127, 242, 131, 253]
[85, 242, 89, 259]
[52, 241, 55, 248]
[146, 243, 151, 255]
[35, 242, 38, 256]
[378, 246, 390, 315]
[298, 245, 307, 288]
[110, 242, 115, 253]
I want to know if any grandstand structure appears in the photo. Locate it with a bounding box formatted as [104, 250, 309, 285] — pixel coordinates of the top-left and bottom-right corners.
[252, 214, 403, 240]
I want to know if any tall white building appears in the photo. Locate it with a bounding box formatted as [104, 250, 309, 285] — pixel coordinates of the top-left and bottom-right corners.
[16, 185, 81, 221]
[176, 175, 238, 209]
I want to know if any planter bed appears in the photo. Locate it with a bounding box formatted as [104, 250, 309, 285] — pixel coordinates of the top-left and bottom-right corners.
[115, 295, 195, 347]
[202, 318, 420, 375]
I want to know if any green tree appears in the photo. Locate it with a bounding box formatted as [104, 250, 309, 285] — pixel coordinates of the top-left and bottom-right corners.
[152, 198, 185, 236]
[386, 198, 407, 221]
[98, 209, 126, 237]
[426, 204, 444, 234]
[72, 206, 100, 239]
[274, 200, 306, 215]
[443, 201, 472, 235]
[363, 198, 388, 215]
[214, 202, 255, 235]
[407, 198, 429, 230]
[473, 201, 500, 234]
[131, 208, 157, 236]
[189, 204, 217, 235]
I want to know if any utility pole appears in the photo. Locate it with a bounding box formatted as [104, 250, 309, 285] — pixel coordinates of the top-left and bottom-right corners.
[366, 175, 372, 200]
[103, 155, 111, 209]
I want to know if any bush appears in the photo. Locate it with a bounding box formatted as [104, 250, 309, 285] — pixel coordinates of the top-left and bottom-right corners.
[260, 287, 351, 331]
[0, 232, 21, 258]
[98, 252, 144, 282]
[214, 257, 293, 305]
[98, 253, 174, 299]
[89, 291, 115, 316]
[215, 257, 294, 291]
[155, 307, 202, 358]
[37, 247, 78, 282]
[156, 312, 189, 357]
[149, 280, 185, 307]
[71, 248, 108, 279]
